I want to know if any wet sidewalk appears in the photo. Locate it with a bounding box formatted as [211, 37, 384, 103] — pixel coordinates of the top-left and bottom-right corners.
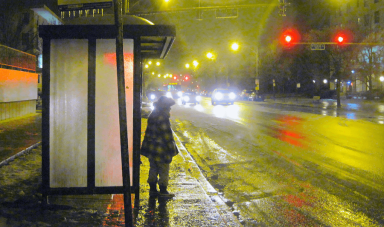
[0, 113, 241, 226]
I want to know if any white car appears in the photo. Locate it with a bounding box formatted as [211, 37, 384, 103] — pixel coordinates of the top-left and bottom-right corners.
[211, 89, 236, 105]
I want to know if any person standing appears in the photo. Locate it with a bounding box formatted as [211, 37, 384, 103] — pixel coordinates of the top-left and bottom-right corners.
[141, 96, 179, 197]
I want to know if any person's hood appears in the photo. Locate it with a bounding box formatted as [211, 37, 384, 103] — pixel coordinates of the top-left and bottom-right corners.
[153, 96, 175, 109]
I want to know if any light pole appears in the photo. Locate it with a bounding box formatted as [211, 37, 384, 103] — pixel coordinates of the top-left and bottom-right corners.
[231, 42, 259, 91]
[206, 52, 217, 85]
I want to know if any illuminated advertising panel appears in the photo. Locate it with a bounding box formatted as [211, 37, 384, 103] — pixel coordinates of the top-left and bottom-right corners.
[49, 38, 134, 188]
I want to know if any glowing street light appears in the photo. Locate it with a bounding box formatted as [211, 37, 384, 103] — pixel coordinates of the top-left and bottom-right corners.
[148, 61, 152, 65]
[193, 60, 199, 67]
[185, 63, 190, 68]
[231, 42, 239, 51]
[206, 52, 214, 59]
[145, 64, 149, 68]
[156, 61, 160, 66]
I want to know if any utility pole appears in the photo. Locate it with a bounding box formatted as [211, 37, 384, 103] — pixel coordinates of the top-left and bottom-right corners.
[336, 52, 341, 108]
[114, 0, 133, 226]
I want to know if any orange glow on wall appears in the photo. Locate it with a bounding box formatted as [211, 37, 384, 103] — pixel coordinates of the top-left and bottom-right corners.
[104, 53, 134, 76]
[0, 68, 38, 102]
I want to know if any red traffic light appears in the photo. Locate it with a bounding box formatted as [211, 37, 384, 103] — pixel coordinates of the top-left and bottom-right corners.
[173, 76, 177, 80]
[185, 76, 189, 80]
[285, 35, 292, 43]
[335, 34, 346, 45]
[334, 30, 352, 45]
[280, 28, 301, 47]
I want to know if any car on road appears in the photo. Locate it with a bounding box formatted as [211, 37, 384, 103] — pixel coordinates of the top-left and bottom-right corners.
[240, 89, 255, 100]
[211, 89, 236, 105]
[181, 91, 201, 105]
[249, 91, 264, 101]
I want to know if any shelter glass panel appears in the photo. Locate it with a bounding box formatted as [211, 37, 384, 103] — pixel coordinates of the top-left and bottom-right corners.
[95, 39, 134, 187]
[49, 39, 89, 188]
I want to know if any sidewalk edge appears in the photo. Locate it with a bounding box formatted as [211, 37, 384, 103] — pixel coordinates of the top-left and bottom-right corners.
[0, 142, 41, 168]
[173, 133, 242, 226]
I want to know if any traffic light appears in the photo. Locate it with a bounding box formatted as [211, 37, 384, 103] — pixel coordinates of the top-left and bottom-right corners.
[185, 76, 189, 81]
[173, 75, 177, 80]
[337, 35, 344, 44]
[334, 30, 352, 45]
[280, 28, 301, 47]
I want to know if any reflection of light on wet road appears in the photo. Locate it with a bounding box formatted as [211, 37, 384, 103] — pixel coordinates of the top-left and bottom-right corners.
[212, 105, 240, 120]
[272, 116, 305, 148]
[194, 104, 204, 112]
[182, 130, 238, 164]
[378, 104, 384, 113]
[346, 113, 356, 119]
[322, 110, 327, 115]
[347, 103, 359, 110]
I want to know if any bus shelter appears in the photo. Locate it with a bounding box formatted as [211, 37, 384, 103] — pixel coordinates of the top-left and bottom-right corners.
[39, 23, 175, 199]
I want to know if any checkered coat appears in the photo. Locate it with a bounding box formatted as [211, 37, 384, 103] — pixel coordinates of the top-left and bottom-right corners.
[141, 108, 178, 164]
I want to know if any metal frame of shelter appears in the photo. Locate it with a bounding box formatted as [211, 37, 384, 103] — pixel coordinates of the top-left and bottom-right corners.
[39, 24, 175, 198]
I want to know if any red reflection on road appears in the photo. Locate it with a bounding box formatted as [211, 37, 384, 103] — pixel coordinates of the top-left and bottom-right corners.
[284, 194, 312, 208]
[102, 194, 135, 226]
[276, 115, 305, 147]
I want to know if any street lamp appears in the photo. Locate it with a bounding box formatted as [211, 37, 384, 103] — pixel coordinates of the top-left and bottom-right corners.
[193, 60, 199, 67]
[156, 61, 160, 66]
[231, 42, 239, 51]
[380, 76, 384, 91]
[206, 52, 214, 59]
[185, 63, 190, 68]
[230, 42, 259, 87]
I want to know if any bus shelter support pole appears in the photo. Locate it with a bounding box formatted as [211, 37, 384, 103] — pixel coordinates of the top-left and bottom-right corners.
[114, 0, 133, 226]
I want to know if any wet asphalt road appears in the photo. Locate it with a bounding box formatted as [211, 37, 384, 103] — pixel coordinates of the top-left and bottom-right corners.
[169, 97, 384, 226]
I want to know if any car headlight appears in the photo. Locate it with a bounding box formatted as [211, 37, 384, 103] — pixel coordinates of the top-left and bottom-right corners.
[215, 92, 223, 100]
[229, 92, 236, 100]
[166, 92, 172, 98]
[150, 94, 156, 100]
[183, 96, 190, 102]
[196, 96, 201, 101]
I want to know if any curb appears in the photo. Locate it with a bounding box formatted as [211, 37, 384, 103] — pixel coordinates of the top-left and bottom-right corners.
[0, 142, 41, 168]
[173, 133, 242, 226]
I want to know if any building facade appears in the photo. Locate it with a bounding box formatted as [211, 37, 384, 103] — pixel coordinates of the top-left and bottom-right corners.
[331, 0, 384, 93]
[0, 1, 62, 120]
